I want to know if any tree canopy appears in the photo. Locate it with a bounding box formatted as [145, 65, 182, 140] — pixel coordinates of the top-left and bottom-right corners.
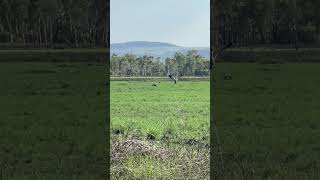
[0, 0, 107, 48]
[216, 0, 320, 46]
[0, 0, 319, 48]
[110, 50, 209, 77]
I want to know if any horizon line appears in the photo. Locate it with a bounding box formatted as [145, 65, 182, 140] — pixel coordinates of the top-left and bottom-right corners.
[110, 40, 210, 48]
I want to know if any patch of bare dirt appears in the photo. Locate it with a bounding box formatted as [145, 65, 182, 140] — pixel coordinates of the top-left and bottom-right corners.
[111, 139, 170, 161]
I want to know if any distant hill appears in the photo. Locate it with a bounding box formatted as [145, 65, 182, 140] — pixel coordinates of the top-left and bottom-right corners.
[111, 41, 178, 48]
[111, 41, 210, 60]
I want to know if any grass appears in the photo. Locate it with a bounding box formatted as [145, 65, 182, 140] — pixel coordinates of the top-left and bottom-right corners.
[0, 63, 107, 179]
[111, 63, 320, 179]
[111, 81, 209, 140]
[0, 50, 107, 62]
[1, 59, 319, 179]
[214, 63, 320, 179]
[111, 80, 210, 179]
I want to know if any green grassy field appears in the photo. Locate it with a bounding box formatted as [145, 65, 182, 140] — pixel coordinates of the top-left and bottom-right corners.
[1, 61, 319, 179]
[0, 63, 107, 179]
[111, 81, 209, 140]
[215, 63, 320, 179]
[111, 63, 320, 179]
[111, 81, 210, 179]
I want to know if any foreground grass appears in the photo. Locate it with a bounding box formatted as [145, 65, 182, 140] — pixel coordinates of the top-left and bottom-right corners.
[111, 81, 209, 140]
[111, 81, 210, 179]
[0, 63, 107, 179]
[215, 63, 320, 179]
[1, 61, 319, 179]
[111, 63, 320, 179]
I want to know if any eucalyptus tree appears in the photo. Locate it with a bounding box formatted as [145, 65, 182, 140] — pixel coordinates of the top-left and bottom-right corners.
[38, 0, 59, 46]
[110, 54, 120, 75]
[123, 54, 137, 76]
[0, 0, 13, 44]
[110, 50, 209, 77]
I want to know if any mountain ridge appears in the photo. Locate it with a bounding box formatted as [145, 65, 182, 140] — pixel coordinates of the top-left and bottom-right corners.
[111, 41, 210, 60]
[111, 41, 179, 48]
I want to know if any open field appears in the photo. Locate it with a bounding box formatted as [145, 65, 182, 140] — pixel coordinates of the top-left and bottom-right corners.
[111, 81, 210, 179]
[0, 56, 319, 179]
[215, 63, 320, 179]
[111, 63, 320, 179]
[0, 63, 107, 179]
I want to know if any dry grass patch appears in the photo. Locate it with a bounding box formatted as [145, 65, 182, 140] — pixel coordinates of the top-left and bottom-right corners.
[111, 138, 209, 179]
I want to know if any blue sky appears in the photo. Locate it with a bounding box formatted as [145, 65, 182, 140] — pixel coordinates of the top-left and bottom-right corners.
[111, 0, 210, 47]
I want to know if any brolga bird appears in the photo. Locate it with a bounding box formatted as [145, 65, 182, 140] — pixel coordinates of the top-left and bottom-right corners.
[168, 74, 178, 84]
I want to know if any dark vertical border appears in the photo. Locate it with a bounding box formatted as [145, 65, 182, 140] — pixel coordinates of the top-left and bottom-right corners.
[106, 0, 111, 179]
[210, 0, 215, 178]
[210, 0, 223, 179]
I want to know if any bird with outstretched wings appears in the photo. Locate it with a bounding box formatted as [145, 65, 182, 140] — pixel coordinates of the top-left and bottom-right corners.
[168, 74, 178, 84]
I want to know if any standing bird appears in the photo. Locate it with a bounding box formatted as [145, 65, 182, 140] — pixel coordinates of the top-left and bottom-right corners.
[152, 82, 160, 86]
[168, 74, 178, 84]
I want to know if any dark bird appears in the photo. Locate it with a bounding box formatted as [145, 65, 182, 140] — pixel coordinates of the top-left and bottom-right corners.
[152, 82, 160, 86]
[168, 74, 177, 84]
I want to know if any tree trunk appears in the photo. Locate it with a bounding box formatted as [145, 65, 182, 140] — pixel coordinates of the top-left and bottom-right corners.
[0, 23, 4, 32]
[74, 26, 78, 48]
[22, 22, 26, 45]
[295, 0, 298, 50]
[15, 23, 19, 41]
[5, 14, 13, 44]
[43, 17, 48, 47]
[50, 20, 53, 47]
[95, 0, 99, 47]
[38, 18, 42, 46]
[70, 17, 73, 46]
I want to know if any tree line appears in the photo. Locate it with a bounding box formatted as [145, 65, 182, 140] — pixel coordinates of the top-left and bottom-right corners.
[216, 0, 320, 47]
[1, 0, 319, 48]
[0, 0, 107, 48]
[111, 50, 209, 77]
